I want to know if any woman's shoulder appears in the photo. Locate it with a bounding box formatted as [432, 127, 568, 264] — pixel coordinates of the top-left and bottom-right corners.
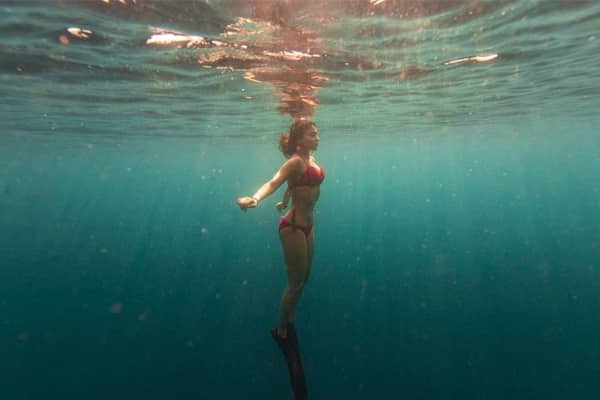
[282, 155, 305, 174]
[287, 155, 306, 167]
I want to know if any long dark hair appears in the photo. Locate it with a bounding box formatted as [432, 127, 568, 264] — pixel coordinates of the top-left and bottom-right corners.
[278, 120, 316, 158]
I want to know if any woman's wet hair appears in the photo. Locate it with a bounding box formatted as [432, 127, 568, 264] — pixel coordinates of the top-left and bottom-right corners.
[278, 120, 316, 158]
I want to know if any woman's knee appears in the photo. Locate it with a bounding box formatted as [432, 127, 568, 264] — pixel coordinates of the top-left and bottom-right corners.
[285, 280, 306, 298]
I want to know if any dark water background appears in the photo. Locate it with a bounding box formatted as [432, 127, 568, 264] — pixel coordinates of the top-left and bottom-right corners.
[2, 1, 600, 399]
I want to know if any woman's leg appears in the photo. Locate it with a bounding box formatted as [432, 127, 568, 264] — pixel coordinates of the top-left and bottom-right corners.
[277, 227, 310, 337]
[305, 230, 314, 284]
[288, 229, 314, 323]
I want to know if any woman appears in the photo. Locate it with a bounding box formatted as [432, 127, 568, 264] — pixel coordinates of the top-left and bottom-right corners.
[237, 119, 324, 339]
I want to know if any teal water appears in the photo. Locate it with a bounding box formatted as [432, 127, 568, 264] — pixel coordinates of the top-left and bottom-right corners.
[2, 1, 600, 399]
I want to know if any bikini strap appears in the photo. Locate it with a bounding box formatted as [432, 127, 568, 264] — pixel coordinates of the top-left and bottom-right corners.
[297, 155, 311, 167]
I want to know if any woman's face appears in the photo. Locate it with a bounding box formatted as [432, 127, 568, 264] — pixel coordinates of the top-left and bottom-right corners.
[298, 124, 319, 152]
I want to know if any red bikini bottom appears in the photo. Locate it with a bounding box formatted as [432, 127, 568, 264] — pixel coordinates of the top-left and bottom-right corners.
[278, 209, 313, 237]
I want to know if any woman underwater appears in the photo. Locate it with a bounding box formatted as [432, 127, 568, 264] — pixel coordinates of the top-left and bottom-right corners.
[237, 119, 324, 340]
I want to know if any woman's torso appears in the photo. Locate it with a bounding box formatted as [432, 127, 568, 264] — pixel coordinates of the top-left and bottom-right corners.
[286, 155, 324, 226]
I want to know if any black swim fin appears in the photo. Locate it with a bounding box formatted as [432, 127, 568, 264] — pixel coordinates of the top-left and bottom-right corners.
[271, 323, 307, 399]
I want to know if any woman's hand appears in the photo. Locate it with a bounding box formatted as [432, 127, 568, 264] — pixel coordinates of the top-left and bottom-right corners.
[237, 196, 258, 211]
[275, 201, 287, 213]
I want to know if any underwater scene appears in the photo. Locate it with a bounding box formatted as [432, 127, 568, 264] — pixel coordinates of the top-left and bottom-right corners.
[1, 0, 600, 399]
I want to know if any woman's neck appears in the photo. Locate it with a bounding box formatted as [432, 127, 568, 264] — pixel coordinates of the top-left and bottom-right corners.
[296, 149, 311, 160]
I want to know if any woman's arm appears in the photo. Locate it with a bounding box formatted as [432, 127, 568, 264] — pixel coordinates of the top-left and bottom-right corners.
[275, 186, 291, 212]
[282, 187, 291, 204]
[237, 157, 299, 211]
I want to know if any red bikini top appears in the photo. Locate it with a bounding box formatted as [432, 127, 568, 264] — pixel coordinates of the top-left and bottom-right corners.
[290, 157, 325, 188]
